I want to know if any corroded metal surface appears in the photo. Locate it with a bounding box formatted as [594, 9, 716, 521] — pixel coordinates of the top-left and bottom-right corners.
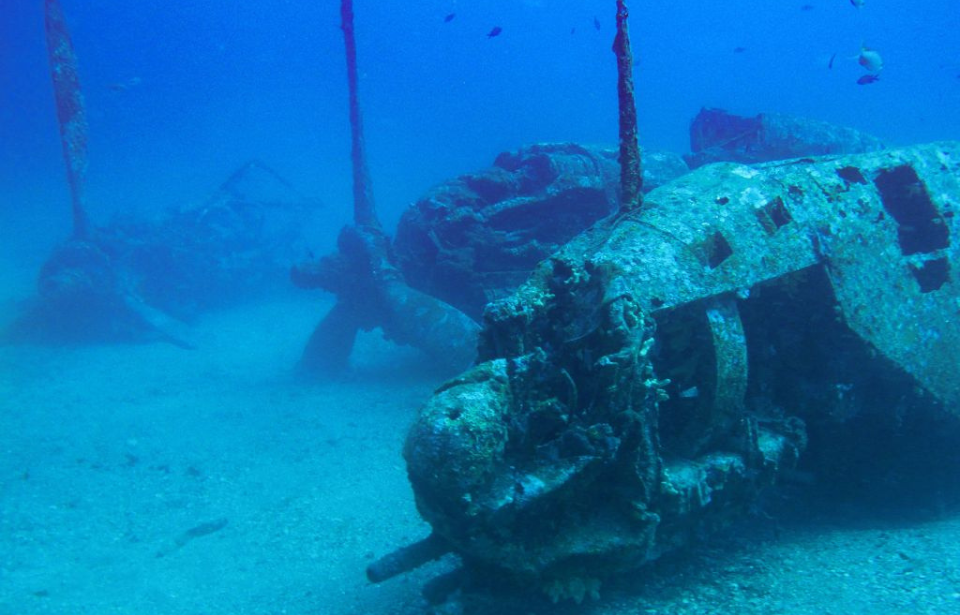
[614, 0, 643, 212]
[393, 143, 687, 320]
[397, 142, 960, 601]
[7, 162, 319, 346]
[686, 107, 886, 169]
[44, 0, 89, 238]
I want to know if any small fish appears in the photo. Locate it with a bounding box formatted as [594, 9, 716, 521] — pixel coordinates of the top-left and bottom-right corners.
[857, 73, 880, 85]
[487, 26, 502, 38]
[108, 76, 142, 92]
[733, 46, 747, 53]
[443, 13, 456, 23]
[850, 0, 865, 7]
[828, 52, 837, 69]
[858, 44, 883, 73]
[593, 16, 601, 31]
[679, 386, 700, 399]
[570, 27, 576, 35]
[800, 4, 814, 10]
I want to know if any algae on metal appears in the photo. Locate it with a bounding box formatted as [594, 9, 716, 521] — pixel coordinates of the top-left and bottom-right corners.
[393, 143, 688, 321]
[293, 0, 479, 373]
[614, 0, 643, 212]
[686, 107, 886, 169]
[44, 0, 89, 239]
[399, 142, 960, 600]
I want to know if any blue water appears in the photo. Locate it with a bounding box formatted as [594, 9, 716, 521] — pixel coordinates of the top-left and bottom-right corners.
[3, 0, 958, 248]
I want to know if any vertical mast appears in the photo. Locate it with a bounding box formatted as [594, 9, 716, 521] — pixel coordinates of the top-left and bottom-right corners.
[44, 0, 89, 239]
[340, 0, 380, 229]
[613, 0, 643, 213]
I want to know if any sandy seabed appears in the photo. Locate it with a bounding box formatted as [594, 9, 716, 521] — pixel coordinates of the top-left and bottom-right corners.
[1, 297, 959, 615]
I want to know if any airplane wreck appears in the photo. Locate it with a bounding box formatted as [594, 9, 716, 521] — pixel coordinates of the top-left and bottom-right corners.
[374, 141, 960, 603]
